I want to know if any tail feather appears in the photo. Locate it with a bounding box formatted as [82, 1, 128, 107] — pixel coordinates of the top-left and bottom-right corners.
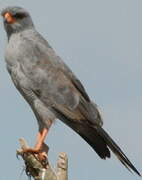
[96, 126, 141, 176]
[77, 124, 140, 176]
[52, 106, 140, 176]
[79, 128, 111, 159]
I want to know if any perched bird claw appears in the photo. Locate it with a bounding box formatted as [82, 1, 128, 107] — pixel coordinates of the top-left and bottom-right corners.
[20, 147, 48, 168]
[22, 147, 41, 154]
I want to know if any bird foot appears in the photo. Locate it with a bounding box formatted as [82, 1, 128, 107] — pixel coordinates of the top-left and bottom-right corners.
[22, 147, 40, 154]
[21, 143, 49, 166]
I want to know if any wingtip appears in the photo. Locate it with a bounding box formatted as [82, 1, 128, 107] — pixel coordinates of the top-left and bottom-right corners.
[135, 170, 141, 177]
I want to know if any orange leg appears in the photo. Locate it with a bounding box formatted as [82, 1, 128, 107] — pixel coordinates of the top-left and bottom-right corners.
[23, 128, 48, 153]
[34, 128, 48, 152]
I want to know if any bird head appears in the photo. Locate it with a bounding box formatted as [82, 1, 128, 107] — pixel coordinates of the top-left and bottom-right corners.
[1, 6, 34, 37]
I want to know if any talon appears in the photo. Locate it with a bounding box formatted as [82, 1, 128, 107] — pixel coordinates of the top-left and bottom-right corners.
[20, 128, 49, 165]
[22, 148, 40, 154]
[21, 147, 47, 162]
[38, 152, 47, 161]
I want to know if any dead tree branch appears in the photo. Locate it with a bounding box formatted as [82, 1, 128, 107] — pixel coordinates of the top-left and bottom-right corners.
[17, 138, 68, 180]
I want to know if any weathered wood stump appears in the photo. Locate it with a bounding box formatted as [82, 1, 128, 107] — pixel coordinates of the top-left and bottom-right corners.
[17, 138, 68, 180]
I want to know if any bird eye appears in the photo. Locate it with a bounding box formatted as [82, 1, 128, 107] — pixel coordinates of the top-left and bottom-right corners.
[13, 13, 26, 19]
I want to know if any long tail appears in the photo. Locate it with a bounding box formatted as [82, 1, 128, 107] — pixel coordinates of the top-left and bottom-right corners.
[79, 125, 141, 176]
[52, 106, 141, 176]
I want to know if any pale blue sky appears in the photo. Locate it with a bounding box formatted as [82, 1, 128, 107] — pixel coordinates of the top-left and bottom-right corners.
[0, 0, 142, 180]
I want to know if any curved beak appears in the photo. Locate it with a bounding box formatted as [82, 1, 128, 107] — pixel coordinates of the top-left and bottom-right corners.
[3, 12, 16, 24]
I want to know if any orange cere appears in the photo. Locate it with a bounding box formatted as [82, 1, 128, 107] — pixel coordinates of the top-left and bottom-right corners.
[4, 12, 16, 24]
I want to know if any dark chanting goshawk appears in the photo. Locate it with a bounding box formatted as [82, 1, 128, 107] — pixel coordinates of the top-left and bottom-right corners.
[1, 6, 141, 176]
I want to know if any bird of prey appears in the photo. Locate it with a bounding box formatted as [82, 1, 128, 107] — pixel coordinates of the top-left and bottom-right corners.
[1, 6, 140, 176]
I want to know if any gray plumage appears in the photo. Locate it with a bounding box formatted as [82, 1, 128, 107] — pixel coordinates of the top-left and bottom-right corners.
[1, 6, 140, 176]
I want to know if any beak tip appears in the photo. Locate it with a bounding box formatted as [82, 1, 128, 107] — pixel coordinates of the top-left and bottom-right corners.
[3, 12, 16, 24]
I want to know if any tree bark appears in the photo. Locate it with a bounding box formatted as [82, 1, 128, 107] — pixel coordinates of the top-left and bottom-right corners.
[17, 138, 68, 180]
